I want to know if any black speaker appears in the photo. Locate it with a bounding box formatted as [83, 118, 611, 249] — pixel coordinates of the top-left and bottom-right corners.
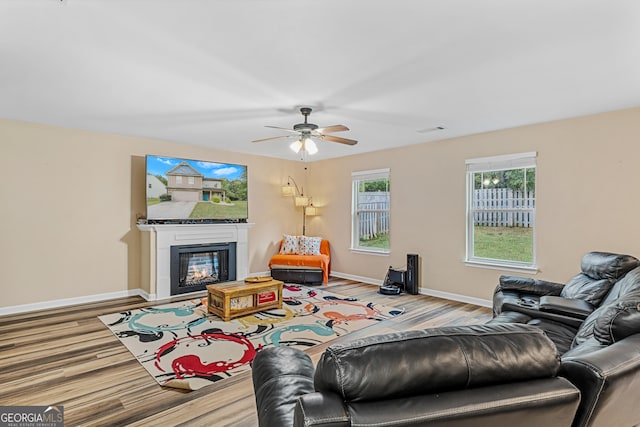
[405, 254, 419, 295]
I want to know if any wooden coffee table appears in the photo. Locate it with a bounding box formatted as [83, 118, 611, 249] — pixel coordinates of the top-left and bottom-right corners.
[206, 278, 284, 321]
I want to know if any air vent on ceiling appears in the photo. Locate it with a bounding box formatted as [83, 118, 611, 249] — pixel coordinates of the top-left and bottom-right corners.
[416, 126, 446, 134]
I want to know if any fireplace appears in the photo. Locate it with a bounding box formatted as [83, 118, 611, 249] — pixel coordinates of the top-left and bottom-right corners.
[137, 223, 252, 300]
[170, 242, 237, 295]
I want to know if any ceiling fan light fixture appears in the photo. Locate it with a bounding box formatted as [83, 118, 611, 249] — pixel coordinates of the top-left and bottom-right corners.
[253, 108, 357, 158]
[289, 140, 303, 153]
[304, 138, 318, 155]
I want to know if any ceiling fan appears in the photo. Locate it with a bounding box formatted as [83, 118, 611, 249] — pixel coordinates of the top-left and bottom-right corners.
[252, 107, 357, 155]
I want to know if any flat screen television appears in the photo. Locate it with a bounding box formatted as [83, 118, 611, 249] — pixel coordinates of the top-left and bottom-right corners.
[144, 155, 248, 224]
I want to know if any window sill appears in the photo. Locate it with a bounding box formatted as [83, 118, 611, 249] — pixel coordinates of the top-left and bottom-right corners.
[350, 248, 390, 256]
[464, 259, 538, 274]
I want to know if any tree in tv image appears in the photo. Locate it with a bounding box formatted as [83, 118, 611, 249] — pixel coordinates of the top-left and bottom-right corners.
[145, 155, 248, 221]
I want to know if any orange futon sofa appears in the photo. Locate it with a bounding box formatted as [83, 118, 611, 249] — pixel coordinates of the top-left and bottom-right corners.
[269, 239, 330, 285]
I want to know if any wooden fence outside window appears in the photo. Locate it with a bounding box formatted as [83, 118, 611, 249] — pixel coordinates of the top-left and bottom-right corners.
[472, 188, 535, 227]
[357, 192, 390, 239]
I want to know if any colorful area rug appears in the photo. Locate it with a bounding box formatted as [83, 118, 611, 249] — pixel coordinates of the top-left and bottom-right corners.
[99, 285, 402, 390]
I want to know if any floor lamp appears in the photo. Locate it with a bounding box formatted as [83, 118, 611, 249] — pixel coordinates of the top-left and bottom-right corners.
[282, 176, 318, 235]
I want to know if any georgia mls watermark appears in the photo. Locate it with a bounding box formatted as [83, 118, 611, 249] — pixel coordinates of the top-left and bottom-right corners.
[0, 406, 64, 427]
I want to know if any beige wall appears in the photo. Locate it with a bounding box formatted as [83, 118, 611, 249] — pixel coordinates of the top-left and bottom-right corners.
[308, 108, 640, 302]
[0, 120, 302, 309]
[2, 107, 639, 311]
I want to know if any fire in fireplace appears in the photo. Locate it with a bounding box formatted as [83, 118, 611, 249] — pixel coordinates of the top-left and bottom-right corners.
[170, 242, 237, 295]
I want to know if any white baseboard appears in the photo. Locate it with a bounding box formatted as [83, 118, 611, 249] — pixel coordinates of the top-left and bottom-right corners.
[0, 271, 278, 316]
[0, 270, 293, 316]
[330, 271, 384, 286]
[137, 289, 155, 301]
[0, 272, 492, 316]
[331, 271, 491, 308]
[418, 288, 492, 308]
[0, 289, 152, 316]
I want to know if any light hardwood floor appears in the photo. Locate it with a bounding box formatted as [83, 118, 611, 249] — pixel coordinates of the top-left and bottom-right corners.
[0, 278, 492, 426]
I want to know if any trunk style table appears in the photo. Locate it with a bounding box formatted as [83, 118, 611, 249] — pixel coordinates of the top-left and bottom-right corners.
[206, 279, 284, 321]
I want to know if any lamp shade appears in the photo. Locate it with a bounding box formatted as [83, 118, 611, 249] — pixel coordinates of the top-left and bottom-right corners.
[295, 195, 310, 207]
[305, 205, 319, 216]
[281, 184, 295, 196]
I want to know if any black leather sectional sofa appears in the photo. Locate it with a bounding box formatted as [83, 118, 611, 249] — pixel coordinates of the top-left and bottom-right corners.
[491, 251, 640, 427]
[252, 324, 580, 426]
[251, 252, 640, 427]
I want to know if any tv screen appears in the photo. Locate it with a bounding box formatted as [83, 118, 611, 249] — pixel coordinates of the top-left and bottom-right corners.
[145, 155, 248, 223]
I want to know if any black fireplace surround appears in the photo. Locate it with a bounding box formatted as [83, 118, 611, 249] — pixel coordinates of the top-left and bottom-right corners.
[170, 242, 236, 296]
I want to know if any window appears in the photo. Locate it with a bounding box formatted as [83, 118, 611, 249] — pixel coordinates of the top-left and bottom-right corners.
[466, 152, 536, 270]
[188, 176, 195, 185]
[351, 168, 390, 253]
[176, 176, 183, 184]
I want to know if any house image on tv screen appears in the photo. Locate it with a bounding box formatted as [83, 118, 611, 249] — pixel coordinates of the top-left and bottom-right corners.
[145, 155, 248, 222]
[166, 162, 226, 202]
[146, 174, 167, 199]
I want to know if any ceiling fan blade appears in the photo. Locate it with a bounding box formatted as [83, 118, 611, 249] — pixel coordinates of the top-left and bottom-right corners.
[252, 135, 292, 143]
[265, 125, 299, 134]
[315, 124, 349, 134]
[322, 134, 358, 145]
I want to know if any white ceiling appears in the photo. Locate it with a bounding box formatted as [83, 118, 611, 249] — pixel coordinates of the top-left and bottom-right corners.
[2, 0, 639, 161]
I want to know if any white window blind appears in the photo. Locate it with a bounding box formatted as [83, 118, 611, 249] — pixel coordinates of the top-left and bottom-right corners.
[466, 152, 536, 173]
[351, 168, 390, 181]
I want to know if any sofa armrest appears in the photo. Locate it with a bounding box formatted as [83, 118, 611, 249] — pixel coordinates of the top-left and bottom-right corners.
[294, 392, 350, 427]
[560, 334, 640, 427]
[496, 275, 565, 296]
[539, 295, 595, 320]
[252, 347, 315, 427]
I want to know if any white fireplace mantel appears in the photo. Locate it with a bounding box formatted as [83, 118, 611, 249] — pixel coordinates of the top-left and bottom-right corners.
[138, 222, 254, 300]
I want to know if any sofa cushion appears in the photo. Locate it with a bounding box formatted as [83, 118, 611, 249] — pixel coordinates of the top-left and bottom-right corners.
[571, 303, 609, 348]
[527, 318, 578, 355]
[570, 286, 640, 349]
[559, 252, 640, 306]
[600, 266, 640, 306]
[314, 323, 560, 403]
[561, 336, 607, 358]
[579, 252, 640, 281]
[593, 291, 640, 345]
[560, 273, 612, 306]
